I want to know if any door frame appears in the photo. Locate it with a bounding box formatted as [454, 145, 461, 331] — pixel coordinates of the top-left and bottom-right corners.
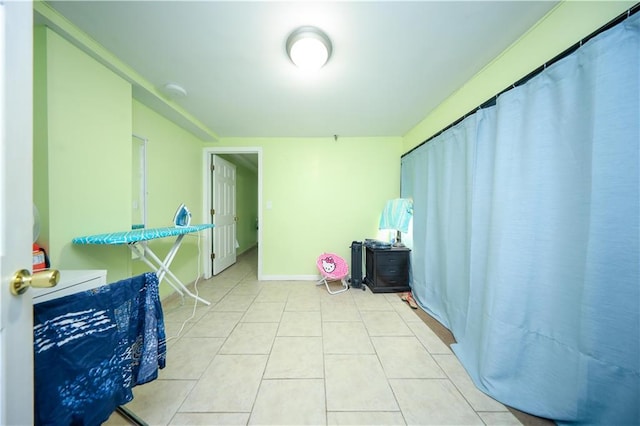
[202, 147, 262, 280]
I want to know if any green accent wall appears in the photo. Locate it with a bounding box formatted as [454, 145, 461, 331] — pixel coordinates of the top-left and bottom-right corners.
[211, 137, 403, 278]
[33, 27, 50, 254]
[218, 155, 259, 255]
[33, 29, 207, 297]
[132, 100, 206, 299]
[236, 164, 259, 254]
[33, 27, 132, 282]
[403, 1, 637, 151]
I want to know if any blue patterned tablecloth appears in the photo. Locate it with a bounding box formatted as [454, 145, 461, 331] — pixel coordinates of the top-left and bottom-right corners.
[72, 224, 214, 245]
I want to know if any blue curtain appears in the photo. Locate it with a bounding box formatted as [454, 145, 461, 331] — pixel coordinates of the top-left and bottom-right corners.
[401, 114, 478, 335]
[402, 13, 639, 425]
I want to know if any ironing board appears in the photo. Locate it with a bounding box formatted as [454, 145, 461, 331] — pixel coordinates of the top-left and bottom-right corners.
[73, 224, 214, 305]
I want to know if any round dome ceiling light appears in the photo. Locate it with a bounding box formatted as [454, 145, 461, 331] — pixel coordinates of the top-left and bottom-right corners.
[286, 26, 332, 71]
[162, 83, 188, 98]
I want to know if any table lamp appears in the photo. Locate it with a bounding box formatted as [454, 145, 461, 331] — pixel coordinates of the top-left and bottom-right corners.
[379, 198, 413, 247]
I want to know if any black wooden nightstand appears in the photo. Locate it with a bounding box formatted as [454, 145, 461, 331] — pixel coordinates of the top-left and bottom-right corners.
[364, 246, 411, 293]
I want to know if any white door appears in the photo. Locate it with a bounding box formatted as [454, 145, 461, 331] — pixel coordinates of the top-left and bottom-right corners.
[0, 1, 35, 424]
[211, 155, 237, 275]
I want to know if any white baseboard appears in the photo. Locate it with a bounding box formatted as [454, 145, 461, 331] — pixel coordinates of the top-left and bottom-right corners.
[260, 274, 319, 281]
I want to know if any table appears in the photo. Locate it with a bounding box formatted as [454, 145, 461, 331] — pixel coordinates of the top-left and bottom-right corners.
[32, 269, 107, 304]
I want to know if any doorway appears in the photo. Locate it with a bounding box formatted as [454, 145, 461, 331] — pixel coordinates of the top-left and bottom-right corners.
[203, 147, 262, 280]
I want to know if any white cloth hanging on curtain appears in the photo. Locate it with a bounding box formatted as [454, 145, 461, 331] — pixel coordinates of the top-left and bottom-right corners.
[402, 12, 639, 425]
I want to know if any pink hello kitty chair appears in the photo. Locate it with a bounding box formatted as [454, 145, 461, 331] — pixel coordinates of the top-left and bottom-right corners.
[316, 253, 349, 294]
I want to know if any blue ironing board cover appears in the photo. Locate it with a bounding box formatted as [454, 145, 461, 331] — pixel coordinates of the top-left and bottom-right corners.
[72, 224, 214, 245]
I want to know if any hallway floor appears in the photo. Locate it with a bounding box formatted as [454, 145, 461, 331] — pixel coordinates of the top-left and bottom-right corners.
[106, 248, 522, 425]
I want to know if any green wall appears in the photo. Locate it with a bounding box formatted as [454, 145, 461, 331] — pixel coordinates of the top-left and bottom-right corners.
[131, 100, 206, 298]
[213, 137, 403, 278]
[236, 163, 258, 254]
[34, 27, 132, 281]
[33, 27, 50, 256]
[217, 156, 259, 255]
[403, 1, 637, 151]
[33, 28, 207, 297]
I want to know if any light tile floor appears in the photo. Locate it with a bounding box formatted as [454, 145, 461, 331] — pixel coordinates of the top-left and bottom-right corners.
[107, 248, 522, 426]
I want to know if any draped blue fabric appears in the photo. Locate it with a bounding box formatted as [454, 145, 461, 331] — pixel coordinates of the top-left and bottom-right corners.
[33, 273, 166, 426]
[401, 13, 639, 425]
[401, 115, 478, 335]
[379, 198, 413, 233]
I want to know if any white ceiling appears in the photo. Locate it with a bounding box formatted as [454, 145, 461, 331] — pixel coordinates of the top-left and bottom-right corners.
[43, 1, 558, 139]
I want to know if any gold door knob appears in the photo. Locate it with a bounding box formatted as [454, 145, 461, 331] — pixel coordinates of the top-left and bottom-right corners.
[10, 269, 60, 296]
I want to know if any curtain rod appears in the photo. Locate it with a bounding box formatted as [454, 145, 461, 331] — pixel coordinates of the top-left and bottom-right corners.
[402, 2, 640, 159]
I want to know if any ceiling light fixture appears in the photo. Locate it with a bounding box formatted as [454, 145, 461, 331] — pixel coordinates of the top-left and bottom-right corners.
[162, 83, 187, 99]
[286, 26, 332, 71]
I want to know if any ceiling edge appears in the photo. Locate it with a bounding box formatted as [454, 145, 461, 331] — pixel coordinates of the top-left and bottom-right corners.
[34, 0, 219, 142]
